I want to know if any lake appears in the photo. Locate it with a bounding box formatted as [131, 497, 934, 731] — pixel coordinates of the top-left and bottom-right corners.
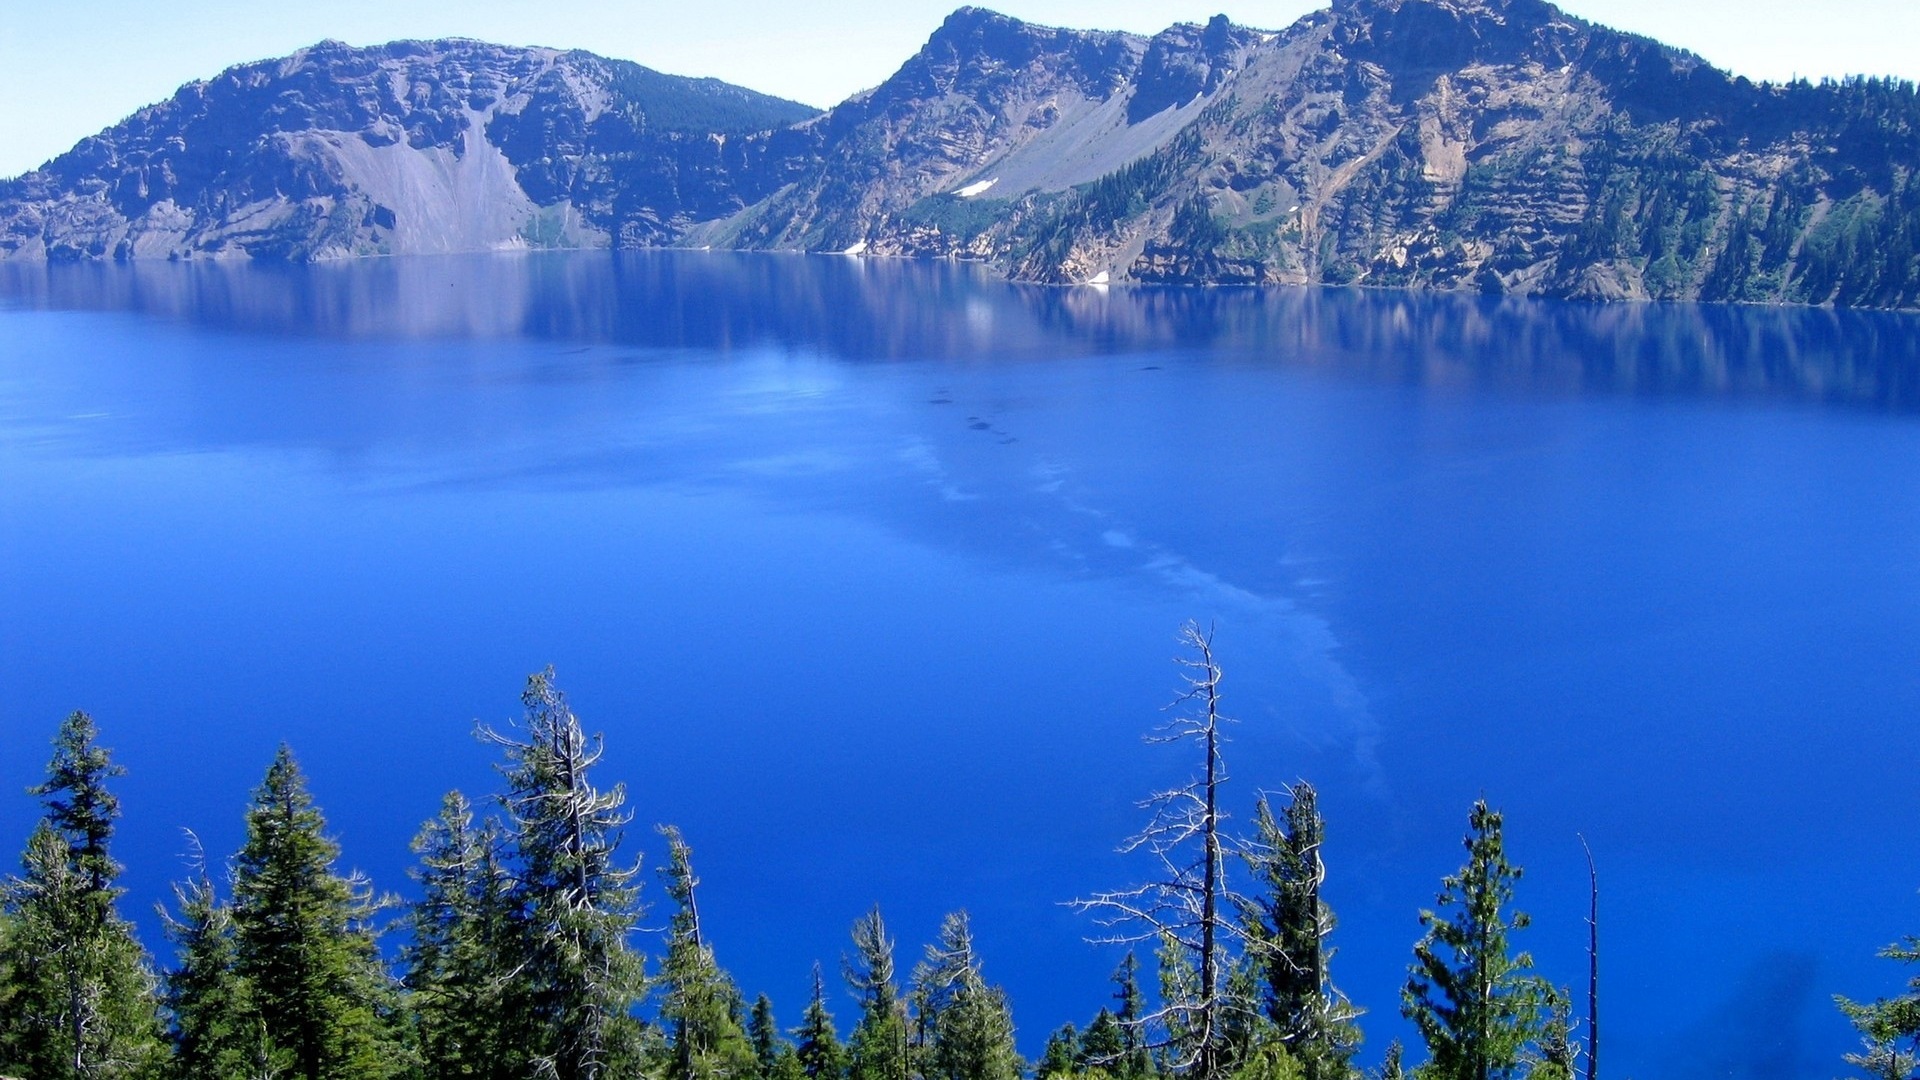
[2, 251, 1918, 1078]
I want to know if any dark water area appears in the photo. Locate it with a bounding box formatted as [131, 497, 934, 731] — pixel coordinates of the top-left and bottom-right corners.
[3, 251, 1918, 1078]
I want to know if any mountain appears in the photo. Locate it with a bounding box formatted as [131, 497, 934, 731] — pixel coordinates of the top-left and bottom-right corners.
[5, 0, 1920, 309]
[0, 39, 818, 260]
[726, 0, 1920, 308]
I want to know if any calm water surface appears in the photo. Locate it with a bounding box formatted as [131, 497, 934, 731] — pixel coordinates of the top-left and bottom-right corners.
[3, 252, 1918, 1078]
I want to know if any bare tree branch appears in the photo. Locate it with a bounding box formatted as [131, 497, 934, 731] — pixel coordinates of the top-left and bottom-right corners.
[1070, 622, 1246, 1078]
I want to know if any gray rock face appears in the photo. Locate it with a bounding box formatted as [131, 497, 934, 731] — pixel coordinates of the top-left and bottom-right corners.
[6, 0, 1919, 309]
[781, 0, 1920, 308]
[0, 39, 818, 261]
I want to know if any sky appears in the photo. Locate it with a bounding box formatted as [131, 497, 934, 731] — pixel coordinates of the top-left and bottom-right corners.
[2, 0, 1917, 179]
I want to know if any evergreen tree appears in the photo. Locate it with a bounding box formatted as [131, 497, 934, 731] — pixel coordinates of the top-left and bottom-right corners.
[752, 993, 810, 1080]
[794, 964, 847, 1080]
[1219, 959, 1270, 1074]
[1112, 953, 1155, 1080]
[1401, 801, 1550, 1080]
[845, 908, 909, 1080]
[771, 1049, 811, 1080]
[658, 825, 759, 1080]
[1039, 1025, 1081, 1080]
[405, 791, 515, 1080]
[1155, 930, 1204, 1075]
[1240, 785, 1360, 1080]
[230, 745, 405, 1080]
[34, 711, 126, 895]
[911, 912, 1021, 1080]
[484, 668, 646, 1080]
[1222, 1032, 1303, 1080]
[752, 995, 784, 1076]
[163, 858, 276, 1080]
[1837, 933, 1920, 1079]
[1081, 1010, 1126, 1073]
[0, 711, 164, 1080]
[0, 908, 12, 1062]
[1378, 1043, 1404, 1080]
[1842, 1037, 1919, 1080]
[1526, 992, 1574, 1080]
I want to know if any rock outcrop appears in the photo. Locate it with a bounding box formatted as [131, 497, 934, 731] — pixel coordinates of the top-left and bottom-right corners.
[0, 40, 817, 260]
[757, 0, 1920, 309]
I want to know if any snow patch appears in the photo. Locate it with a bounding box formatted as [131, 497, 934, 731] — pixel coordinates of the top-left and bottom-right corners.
[1086, 270, 1110, 286]
[953, 177, 999, 198]
[842, 239, 868, 255]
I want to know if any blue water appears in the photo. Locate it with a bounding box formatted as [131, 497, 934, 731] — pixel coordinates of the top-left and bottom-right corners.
[3, 252, 1918, 1078]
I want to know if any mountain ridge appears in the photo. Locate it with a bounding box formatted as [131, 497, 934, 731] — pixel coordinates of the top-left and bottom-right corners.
[4, 0, 1918, 309]
[0, 39, 819, 259]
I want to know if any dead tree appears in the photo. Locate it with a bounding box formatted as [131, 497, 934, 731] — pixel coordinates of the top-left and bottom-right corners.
[1579, 835, 1599, 1080]
[1074, 621, 1245, 1079]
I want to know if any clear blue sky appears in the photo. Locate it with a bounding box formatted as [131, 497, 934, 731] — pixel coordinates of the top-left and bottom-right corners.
[4, 0, 1916, 179]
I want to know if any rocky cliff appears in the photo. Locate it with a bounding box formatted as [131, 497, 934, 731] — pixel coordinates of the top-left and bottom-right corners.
[0, 40, 817, 260]
[756, 0, 1920, 308]
[5, 0, 1919, 309]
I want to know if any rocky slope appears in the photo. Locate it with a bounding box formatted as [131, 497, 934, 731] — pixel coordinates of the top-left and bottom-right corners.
[741, 0, 1920, 308]
[0, 40, 817, 260]
[5, 0, 1918, 309]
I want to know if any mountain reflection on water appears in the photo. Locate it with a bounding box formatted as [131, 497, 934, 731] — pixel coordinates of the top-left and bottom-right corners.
[5, 250, 1919, 408]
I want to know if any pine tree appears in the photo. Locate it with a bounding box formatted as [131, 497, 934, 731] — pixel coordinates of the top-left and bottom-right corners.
[1240, 784, 1360, 1080]
[0, 909, 12, 1062]
[794, 964, 847, 1080]
[0, 711, 164, 1080]
[845, 908, 909, 1080]
[230, 745, 405, 1080]
[1836, 933, 1920, 1079]
[34, 711, 125, 895]
[163, 857, 277, 1080]
[405, 791, 515, 1080]
[1081, 1010, 1126, 1073]
[752, 995, 783, 1076]
[1379, 1043, 1404, 1080]
[1220, 959, 1270, 1074]
[1112, 953, 1155, 1080]
[1526, 992, 1575, 1080]
[911, 911, 1021, 1080]
[1401, 801, 1551, 1080]
[484, 668, 646, 1080]
[911, 911, 975, 1040]
[657, 825, 759, 1080]
[751, 994, 807, 1080]
[1222, 1030, 1304, 1080]
[1156, 931, 1203, 1074]
[1039, 1025, 1081, 1079]
[1841, 1037, 1919, 1080]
